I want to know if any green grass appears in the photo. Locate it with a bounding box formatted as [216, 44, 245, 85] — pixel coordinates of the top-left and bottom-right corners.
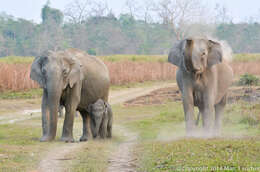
[115, 98, 260, 171]
[0, 118, 45, 171]
[0, 56, 34, 64]
[70, 135, 122, 172]
[0, 78, 260, 171]
[233, 53, 260, 62]
[0, 115, 85, 171]
[0, 81, 174, 99]
[124, 102, 185, 140]
[70, 141, 112, 172]
[0, 89, 43, 99]
[110, 80, 174, 91]
[0, 123, 41, 145]
[100, 54, 167, 62]
[139, 138, 260, 172]
[0, 53, 260, 64]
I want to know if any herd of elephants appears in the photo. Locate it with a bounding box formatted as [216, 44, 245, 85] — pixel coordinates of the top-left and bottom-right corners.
[29, 37, 233, 142]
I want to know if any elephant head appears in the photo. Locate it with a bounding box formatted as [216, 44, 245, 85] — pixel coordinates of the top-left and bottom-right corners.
[88, 99, 108, 138]
[30, 50, 84, 141]
[168, 38, 223, 74]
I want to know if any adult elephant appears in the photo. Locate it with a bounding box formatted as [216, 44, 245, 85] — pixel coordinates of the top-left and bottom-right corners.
[168, 38, 233, 136]
[30, 49, 110, 142]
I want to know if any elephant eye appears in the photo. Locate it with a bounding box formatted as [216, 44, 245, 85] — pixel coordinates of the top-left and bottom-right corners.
[62, 69, 69, 77]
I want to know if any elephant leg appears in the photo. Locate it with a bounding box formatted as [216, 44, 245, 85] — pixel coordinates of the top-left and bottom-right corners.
[202, 94, 215, 136]
[61, 86, 81, 142]
[80, 111, 89, 142]
[99, 117, 108, 139]
[58, 105, 64, 118]
[182, 87, 196, 136]
[60, 104, 76, 142]
[107, 106, 113, 138]
[107, 123, 112, 138]
[214, 95, 227, 136]
[40, 89, 50, 142]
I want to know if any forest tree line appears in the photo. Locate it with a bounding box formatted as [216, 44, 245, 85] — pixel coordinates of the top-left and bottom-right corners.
[0, 0, 260, 57]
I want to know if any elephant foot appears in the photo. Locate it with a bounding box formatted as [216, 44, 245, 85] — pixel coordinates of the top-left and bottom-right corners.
[40, 135, 54, 142]
[60, 136, 75, 143]
[80, 136, 88, 142]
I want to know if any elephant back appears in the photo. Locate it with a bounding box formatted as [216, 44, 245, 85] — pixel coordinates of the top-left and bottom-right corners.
[63, 49, 110, 107]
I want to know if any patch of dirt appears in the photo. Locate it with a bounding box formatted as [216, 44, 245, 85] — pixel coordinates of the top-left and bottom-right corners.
[0, 98, 41, 113]
[124, 86, 260, 106]
[107, 125, 138, 172]
[124, 86, 181, 106]
[228, 86, 260, 103]
[37, 143, 84, 172]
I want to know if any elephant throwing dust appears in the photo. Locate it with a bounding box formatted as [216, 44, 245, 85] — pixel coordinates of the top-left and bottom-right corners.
[168, 37, 233, 137]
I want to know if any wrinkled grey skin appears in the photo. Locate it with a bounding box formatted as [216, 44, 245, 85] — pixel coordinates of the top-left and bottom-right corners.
[30, 49, 110, 142]
[88, 99, 113, 139]
[168, 38, 233, 136]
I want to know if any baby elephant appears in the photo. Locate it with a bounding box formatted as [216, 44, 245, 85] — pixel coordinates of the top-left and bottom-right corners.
[88, 99, 113, 139]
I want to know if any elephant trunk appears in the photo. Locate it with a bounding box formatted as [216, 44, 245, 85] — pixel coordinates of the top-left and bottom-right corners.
[46, 87, 61, 140]
[91, 116, 102, 138]
[41, 89, 49, 137]
[90, 117, 97, 138]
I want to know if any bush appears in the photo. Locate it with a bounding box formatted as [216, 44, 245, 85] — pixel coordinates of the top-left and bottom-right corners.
[238, 73, 259, 86]
[239, 115, 259, 126]
[87, 48, 97, 55]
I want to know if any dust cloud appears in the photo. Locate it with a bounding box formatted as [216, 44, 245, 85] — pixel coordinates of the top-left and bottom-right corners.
[208, 36, 233, 62]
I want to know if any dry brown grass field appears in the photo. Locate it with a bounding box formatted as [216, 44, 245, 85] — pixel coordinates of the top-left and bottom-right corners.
[0, 54, 259, 92]
[0, 61, 176, 92]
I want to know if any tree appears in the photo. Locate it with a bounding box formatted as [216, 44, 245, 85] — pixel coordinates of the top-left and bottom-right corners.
[64, 0, 92, 24]
[41, 3, 64, 25]
[90, 0, 109, 17]
[154, 0, 205, 40]
[124, 0, 140, 19]
[214, 3, 232, 24]
[142, 0, 155, 23]
[39, 4, 66, 53]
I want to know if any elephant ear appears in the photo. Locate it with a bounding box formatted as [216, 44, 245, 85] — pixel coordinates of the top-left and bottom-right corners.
[168, 40, 186, 67]
[30, 56, 46, 88]
[62, 52, 84, 89]
[207, 40, 223, 67]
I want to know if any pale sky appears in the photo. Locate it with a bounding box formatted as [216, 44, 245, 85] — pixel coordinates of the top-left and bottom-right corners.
[0, 0, 259, 23]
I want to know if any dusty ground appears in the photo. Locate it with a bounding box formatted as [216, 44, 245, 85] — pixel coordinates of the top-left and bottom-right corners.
[124, 85, 260, 106]
[36, 83, 177, 172]
[107, 125, 138, 172]
[0, 82, 175, 172]
[1, 83, 259, 172]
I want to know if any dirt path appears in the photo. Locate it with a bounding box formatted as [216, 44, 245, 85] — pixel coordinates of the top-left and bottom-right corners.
[107, 125, 138, 172]
[36, 82, 175, 172]
[0, 83, 175, 125]
[109, 82, 176, 105]
[0, 98, 41, 124]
